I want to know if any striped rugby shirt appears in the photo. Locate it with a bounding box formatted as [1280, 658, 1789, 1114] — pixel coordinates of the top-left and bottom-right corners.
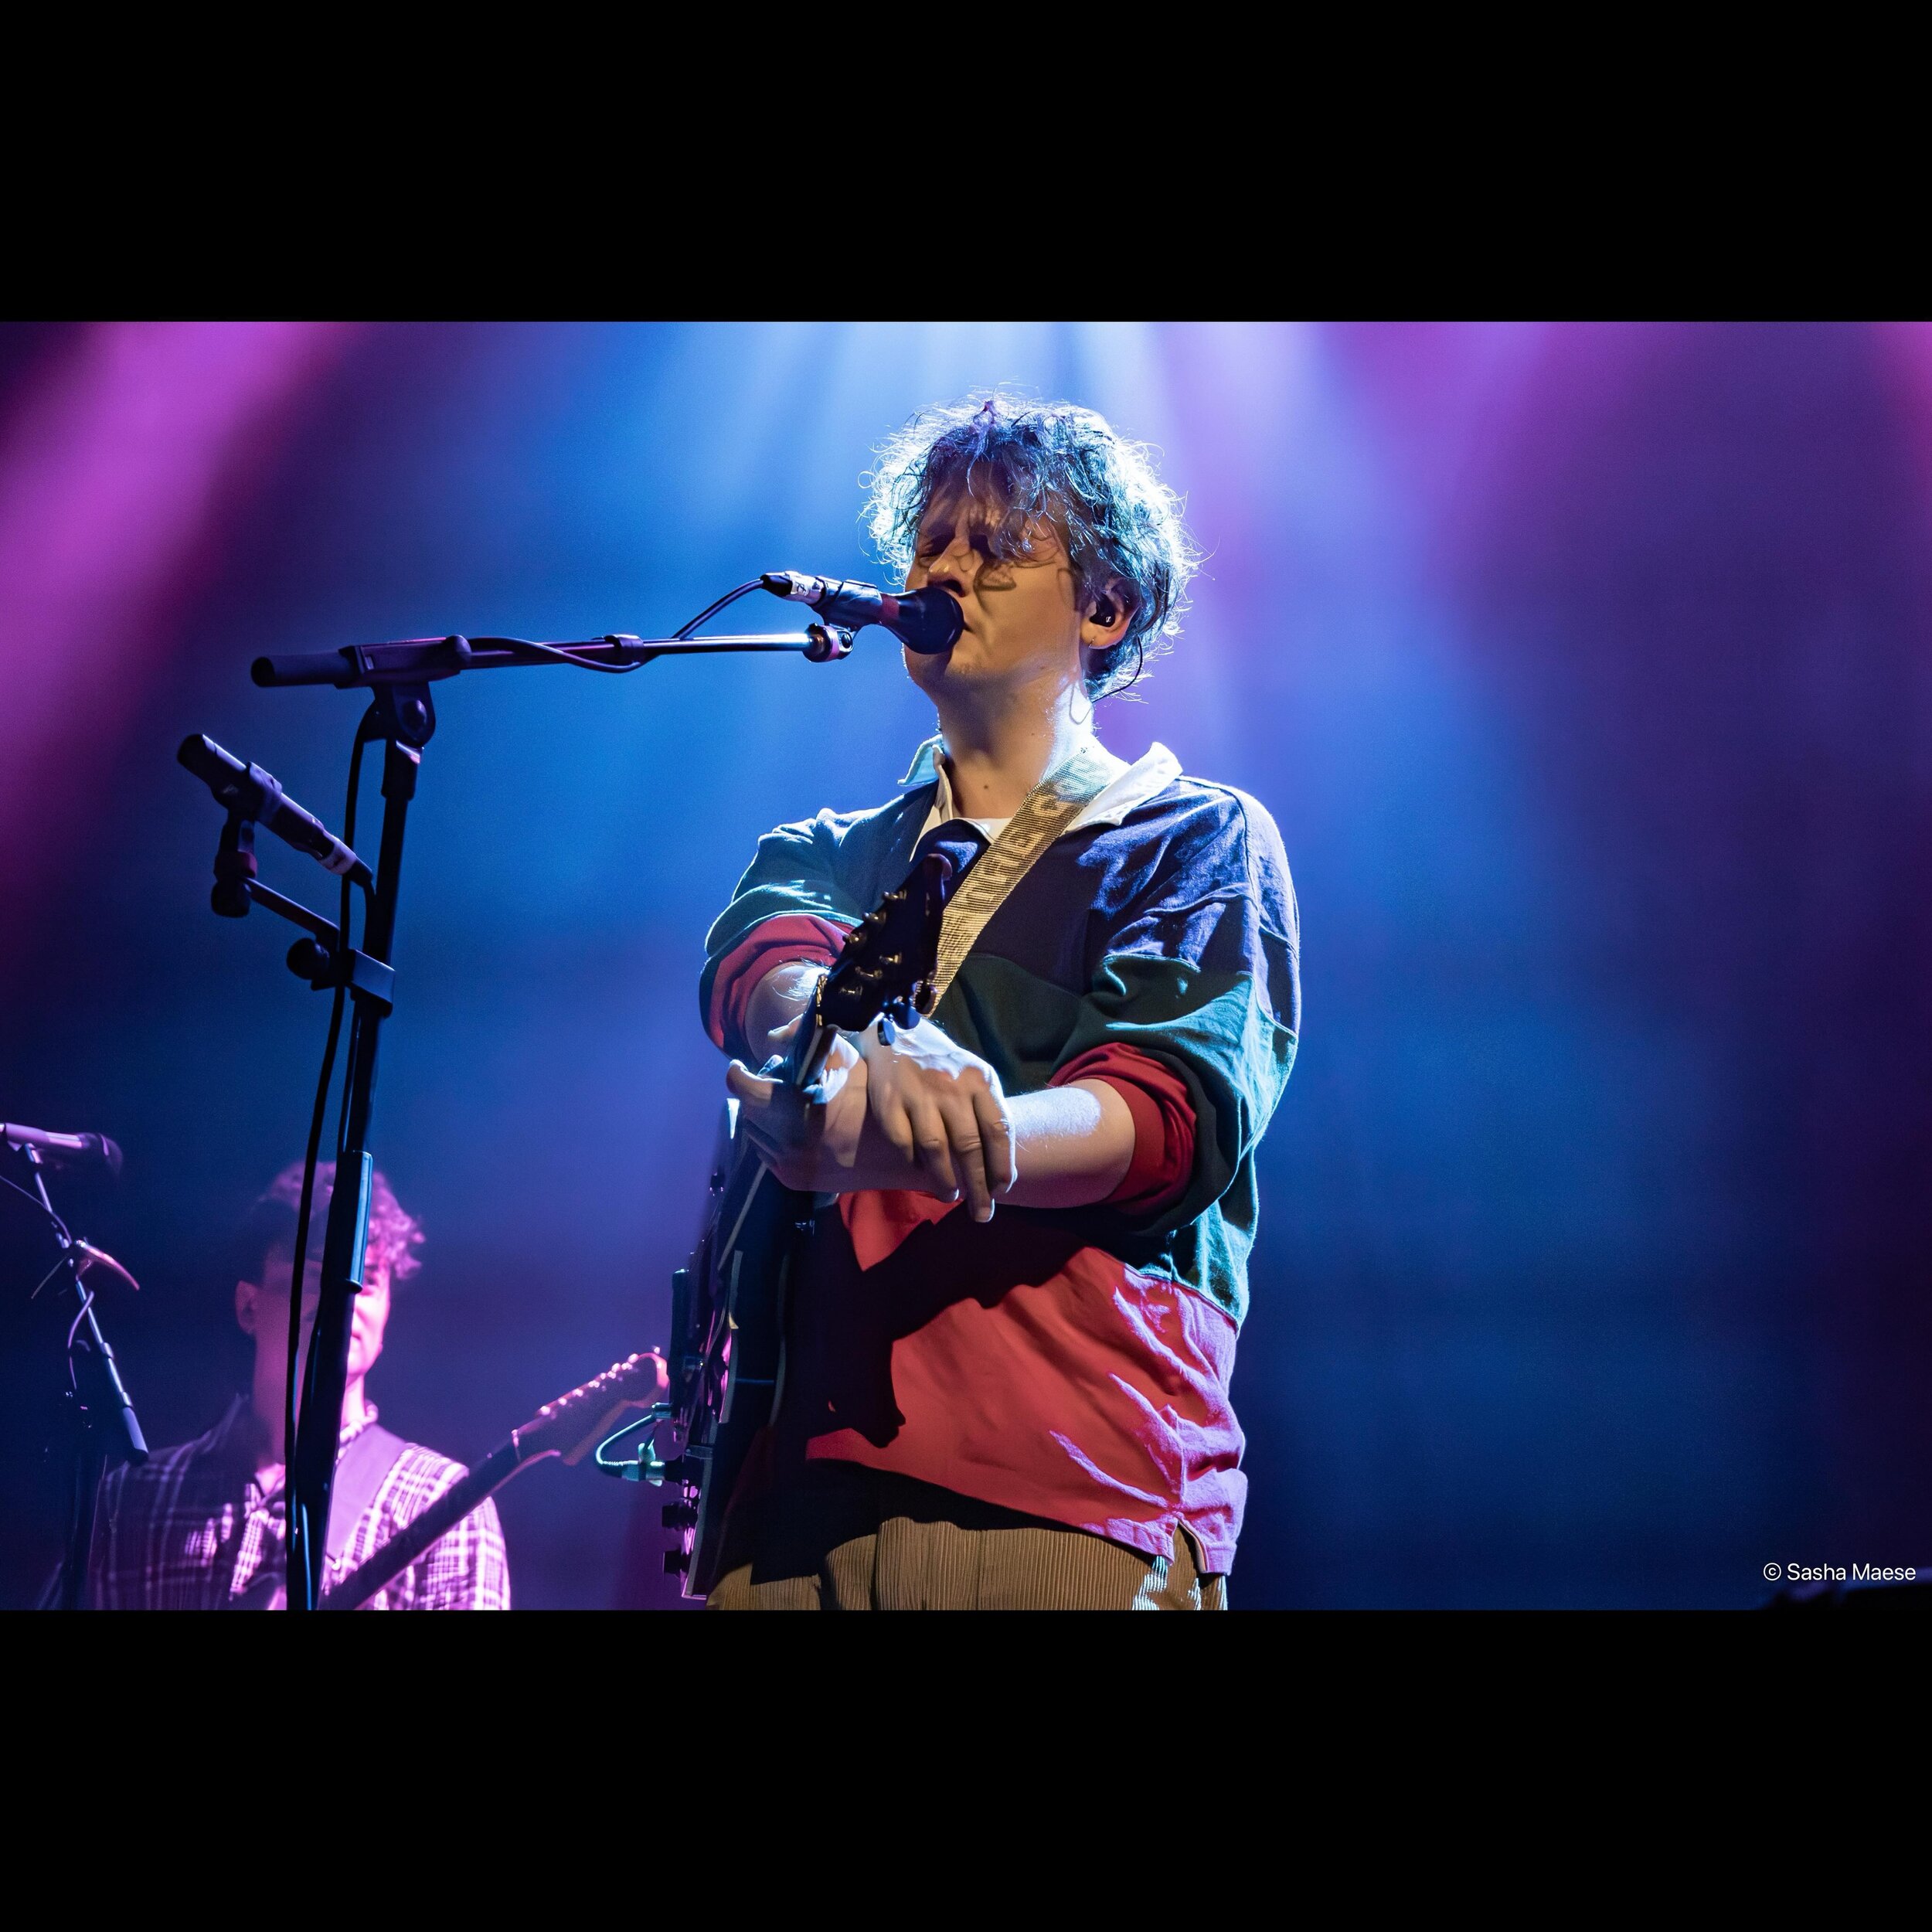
[702, 737, 1300, 1572]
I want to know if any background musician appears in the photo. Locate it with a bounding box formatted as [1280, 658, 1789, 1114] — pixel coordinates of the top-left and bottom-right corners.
[89, 1160, 509, 1610]
[703, 394, 1301, 1609]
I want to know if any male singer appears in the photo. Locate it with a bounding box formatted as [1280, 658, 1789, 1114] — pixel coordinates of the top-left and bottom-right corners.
[701, 394, 1299, 1609]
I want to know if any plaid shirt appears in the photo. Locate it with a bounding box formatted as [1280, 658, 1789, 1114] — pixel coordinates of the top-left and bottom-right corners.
[90, 1397, 511, 1611]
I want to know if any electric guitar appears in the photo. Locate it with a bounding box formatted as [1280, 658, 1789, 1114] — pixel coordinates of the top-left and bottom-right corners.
[657, 842, 968, 1597]
[317, 1351, 667, 1610]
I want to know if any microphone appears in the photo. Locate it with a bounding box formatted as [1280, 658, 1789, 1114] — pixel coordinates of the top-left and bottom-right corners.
[177, 736, 372, 886]
[760, 573, 964, 655]
[2, 1123, 124, 1179]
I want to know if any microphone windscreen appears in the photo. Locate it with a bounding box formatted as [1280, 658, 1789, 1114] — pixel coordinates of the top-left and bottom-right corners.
[885, 587, 964, 655]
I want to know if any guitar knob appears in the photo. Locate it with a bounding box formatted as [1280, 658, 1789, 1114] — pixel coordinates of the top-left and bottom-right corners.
[664, 1548, 691, 1575]
[662, 1503, 697, 1531]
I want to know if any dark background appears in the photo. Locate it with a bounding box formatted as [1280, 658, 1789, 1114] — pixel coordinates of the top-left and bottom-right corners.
[2, 321, 1927, 1607]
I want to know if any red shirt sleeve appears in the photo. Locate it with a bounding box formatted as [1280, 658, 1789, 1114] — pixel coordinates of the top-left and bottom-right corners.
[706, 915, 848, 1059]
[1049, 1043, 1197, 1216]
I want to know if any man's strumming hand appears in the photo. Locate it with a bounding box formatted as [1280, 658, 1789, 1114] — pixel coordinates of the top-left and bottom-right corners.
[725, 967, 1138, 1216]
[853, 1015, 1014, 1220]
[725, 1012, 1014, 1222]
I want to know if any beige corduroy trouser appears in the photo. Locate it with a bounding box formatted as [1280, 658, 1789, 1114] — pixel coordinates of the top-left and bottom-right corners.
[709, 1512, 1226, 1611]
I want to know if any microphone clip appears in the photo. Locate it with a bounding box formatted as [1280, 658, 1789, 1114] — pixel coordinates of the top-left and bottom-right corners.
[213, 811, 259, 919]
[201, 804, 393, 1009]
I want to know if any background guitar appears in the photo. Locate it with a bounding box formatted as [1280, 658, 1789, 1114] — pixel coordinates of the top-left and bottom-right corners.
[320, 1351, 668, 1611]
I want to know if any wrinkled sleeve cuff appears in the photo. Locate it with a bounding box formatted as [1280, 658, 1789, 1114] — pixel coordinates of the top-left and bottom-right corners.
[706, 915, 848, 1060]
[1049, 1043, 1197, 1216]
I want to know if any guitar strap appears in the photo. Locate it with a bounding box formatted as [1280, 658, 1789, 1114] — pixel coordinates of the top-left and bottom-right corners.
[929, 736, 1120, 1005]
[325, 1422, 408, 1567]
[226, 1420, 407, 1608]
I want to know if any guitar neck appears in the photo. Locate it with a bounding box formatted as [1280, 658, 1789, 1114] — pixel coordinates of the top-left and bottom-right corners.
[318, 1437, 531, 1611]
[781, 997, 837, 1090]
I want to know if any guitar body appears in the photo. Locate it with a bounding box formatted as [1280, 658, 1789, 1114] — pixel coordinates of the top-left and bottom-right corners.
[665, 841, 971, 1597]
[672, 1104, 811, 1597]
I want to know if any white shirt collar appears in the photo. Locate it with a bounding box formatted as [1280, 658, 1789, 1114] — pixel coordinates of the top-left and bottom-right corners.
[903, 734, 1182, 837]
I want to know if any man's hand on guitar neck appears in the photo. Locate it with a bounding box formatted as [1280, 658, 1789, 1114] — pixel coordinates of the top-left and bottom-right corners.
[726, 970, 1137, 1219]
[727, 1015, 1012, 1221]
[736, 961, 1012, 1219]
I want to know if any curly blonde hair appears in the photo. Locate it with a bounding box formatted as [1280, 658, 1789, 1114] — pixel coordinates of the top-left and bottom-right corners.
[864, 392, 1200, 699]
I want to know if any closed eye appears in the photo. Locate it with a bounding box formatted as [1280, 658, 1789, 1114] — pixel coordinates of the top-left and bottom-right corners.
[916, 528, 998, 567]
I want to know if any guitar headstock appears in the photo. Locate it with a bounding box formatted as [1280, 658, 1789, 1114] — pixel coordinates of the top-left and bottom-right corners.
[817, 848, 957, 1036]
[513, 1352, 669, 1466]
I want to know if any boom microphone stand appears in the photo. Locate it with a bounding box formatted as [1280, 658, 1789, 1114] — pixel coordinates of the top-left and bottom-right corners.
[284, 689, 418, 1612]
[186, 608, 858, 1610]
